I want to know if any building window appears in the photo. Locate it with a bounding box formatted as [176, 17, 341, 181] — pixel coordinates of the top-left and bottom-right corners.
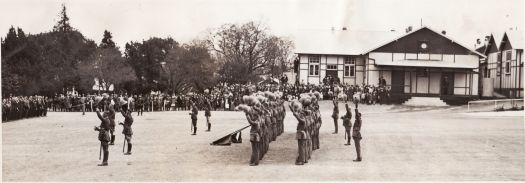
[327, 64, 337, 70]
[309, 65, 319, 76]
[506, 51, 512, 61]
[344, 56, 356, 64]
[344, 57, 356, 77]
[505, 61, 511, 74]
[484, 67, 490, 78]
[308, 55, 320, 76]
[309, 55, 320, 63]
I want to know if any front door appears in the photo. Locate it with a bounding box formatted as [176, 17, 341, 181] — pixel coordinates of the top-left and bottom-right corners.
[325, 70, 339, 84]
[391, 70, 405, 94]
[441, 72, 454, 95]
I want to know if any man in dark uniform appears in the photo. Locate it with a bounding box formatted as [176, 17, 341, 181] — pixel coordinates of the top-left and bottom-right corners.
[244, 105, 261, 166]
[289, 101, 307, 165]
[331, 98, 339, 134]
[136, 95, 144, 116]
[108, 105, 116, 145]
[80, 94, 86, 115]
[94, 108, 111, 166]
[342, 103, 352, 145]
[189, 102, 198, 135]
[352, 108, 362, 162]
[120, 107, 134, 155]
[204, 98, 212, 131]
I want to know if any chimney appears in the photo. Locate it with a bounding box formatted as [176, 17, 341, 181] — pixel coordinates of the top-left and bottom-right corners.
[342, 27, 347, 31]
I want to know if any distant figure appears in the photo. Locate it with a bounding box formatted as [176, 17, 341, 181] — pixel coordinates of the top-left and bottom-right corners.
[94, 108, 110, 166]
[189, 102, 198, 135]
[119, 108, 134, 155]
[352, 108, 362, 162]
[341, 104, 352, 145]
[204, 99, 212, 132]
[331, 99, 339, 134]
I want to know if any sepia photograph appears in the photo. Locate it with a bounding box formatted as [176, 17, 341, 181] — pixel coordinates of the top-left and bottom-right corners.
[1, 0, 524, 182]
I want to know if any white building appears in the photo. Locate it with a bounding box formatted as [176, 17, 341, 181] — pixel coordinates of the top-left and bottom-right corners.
[295, 26, 486, 104]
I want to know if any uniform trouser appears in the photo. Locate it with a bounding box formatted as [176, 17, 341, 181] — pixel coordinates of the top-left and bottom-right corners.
[333, 118, 338, 133]
[345, 129, 351, 144]
[205, 116, 211, 131]
[250, 141, 260, 165]
[125, 134, 133, 153]
[101, 142, 109, 163]
[82, 105, 85, 115]
[192, 119, 197, 134]
[296, 139, 306, 164]
[137, 107, 143, 116]
[353, 137, 361, 159]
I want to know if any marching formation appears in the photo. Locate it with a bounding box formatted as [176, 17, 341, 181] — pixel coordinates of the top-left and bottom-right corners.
[289, 92, 322, 165]
[236, 91, 286, 166]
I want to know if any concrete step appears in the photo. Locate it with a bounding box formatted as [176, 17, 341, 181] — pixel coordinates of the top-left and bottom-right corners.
[402, 97, 449, 107]
[493, 91, 508, 99]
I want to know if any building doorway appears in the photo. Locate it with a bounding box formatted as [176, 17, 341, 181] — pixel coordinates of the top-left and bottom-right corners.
[391, 70, 405, 94]
[441, 72, 454, 95]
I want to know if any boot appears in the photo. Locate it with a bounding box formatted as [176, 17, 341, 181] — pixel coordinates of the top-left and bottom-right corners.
[207, 123, 211, 132]
[109, 135, 115, 145]
[125, 144, 132, 155]
[98, 151, 108, 166]
[192, 127, 197, 135]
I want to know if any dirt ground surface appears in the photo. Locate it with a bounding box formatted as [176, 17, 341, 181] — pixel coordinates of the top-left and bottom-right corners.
[3, 101, 525, 181]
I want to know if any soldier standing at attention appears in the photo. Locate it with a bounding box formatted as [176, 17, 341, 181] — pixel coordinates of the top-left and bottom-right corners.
[137, 95, 144, 116]
[80, 94, 86, 116]
[352, 108, 362, 162]
[189, 102, 198, 135]
[119, 107, 134, 155]
[108, 105, 116, 145]
[331, 98, 339, 134]
[94, 108, 111, 166]
[204, 99, 212, 132]
[342, 103, 352, 145]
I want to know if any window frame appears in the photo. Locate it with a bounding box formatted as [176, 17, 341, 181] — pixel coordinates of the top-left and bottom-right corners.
[505, 61, 511, 74]
[343, 57, 356, 77]
[308, 55, 320, 76]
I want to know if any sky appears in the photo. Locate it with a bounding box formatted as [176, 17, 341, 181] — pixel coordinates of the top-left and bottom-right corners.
[0, 0, 523, 51]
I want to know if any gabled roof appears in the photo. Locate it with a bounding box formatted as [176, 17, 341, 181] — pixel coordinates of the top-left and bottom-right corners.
[503, 30, 524, 50]
[366, 26, 486, 58]
[293, 29, 400, 55]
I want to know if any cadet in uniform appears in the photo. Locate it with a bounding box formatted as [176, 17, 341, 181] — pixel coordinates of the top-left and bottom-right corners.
[108, 105, 116, 145]
[341, 103, 352, 145]
[94, 108, 111, 166]
[120, 107, 134, 155]
[331, 98, 339, 134]
[244, 104, 261, 166]
[204, 99, 212, 132]
[352, 108, 362, 161]
[189, 102, 198, 135]
[289, 100, 307, 165]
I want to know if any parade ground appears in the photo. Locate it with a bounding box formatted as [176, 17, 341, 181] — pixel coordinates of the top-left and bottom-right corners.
[2, 101, 525, 181]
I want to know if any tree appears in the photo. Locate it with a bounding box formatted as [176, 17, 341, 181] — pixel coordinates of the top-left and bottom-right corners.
[162, 40, 217, 94]
[124, 37, 178, 93]
[100, 30, 116, 49]
[207, 21, 294, 84]
[78, 47, 136, 93]
[53, 4, 73, 33]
